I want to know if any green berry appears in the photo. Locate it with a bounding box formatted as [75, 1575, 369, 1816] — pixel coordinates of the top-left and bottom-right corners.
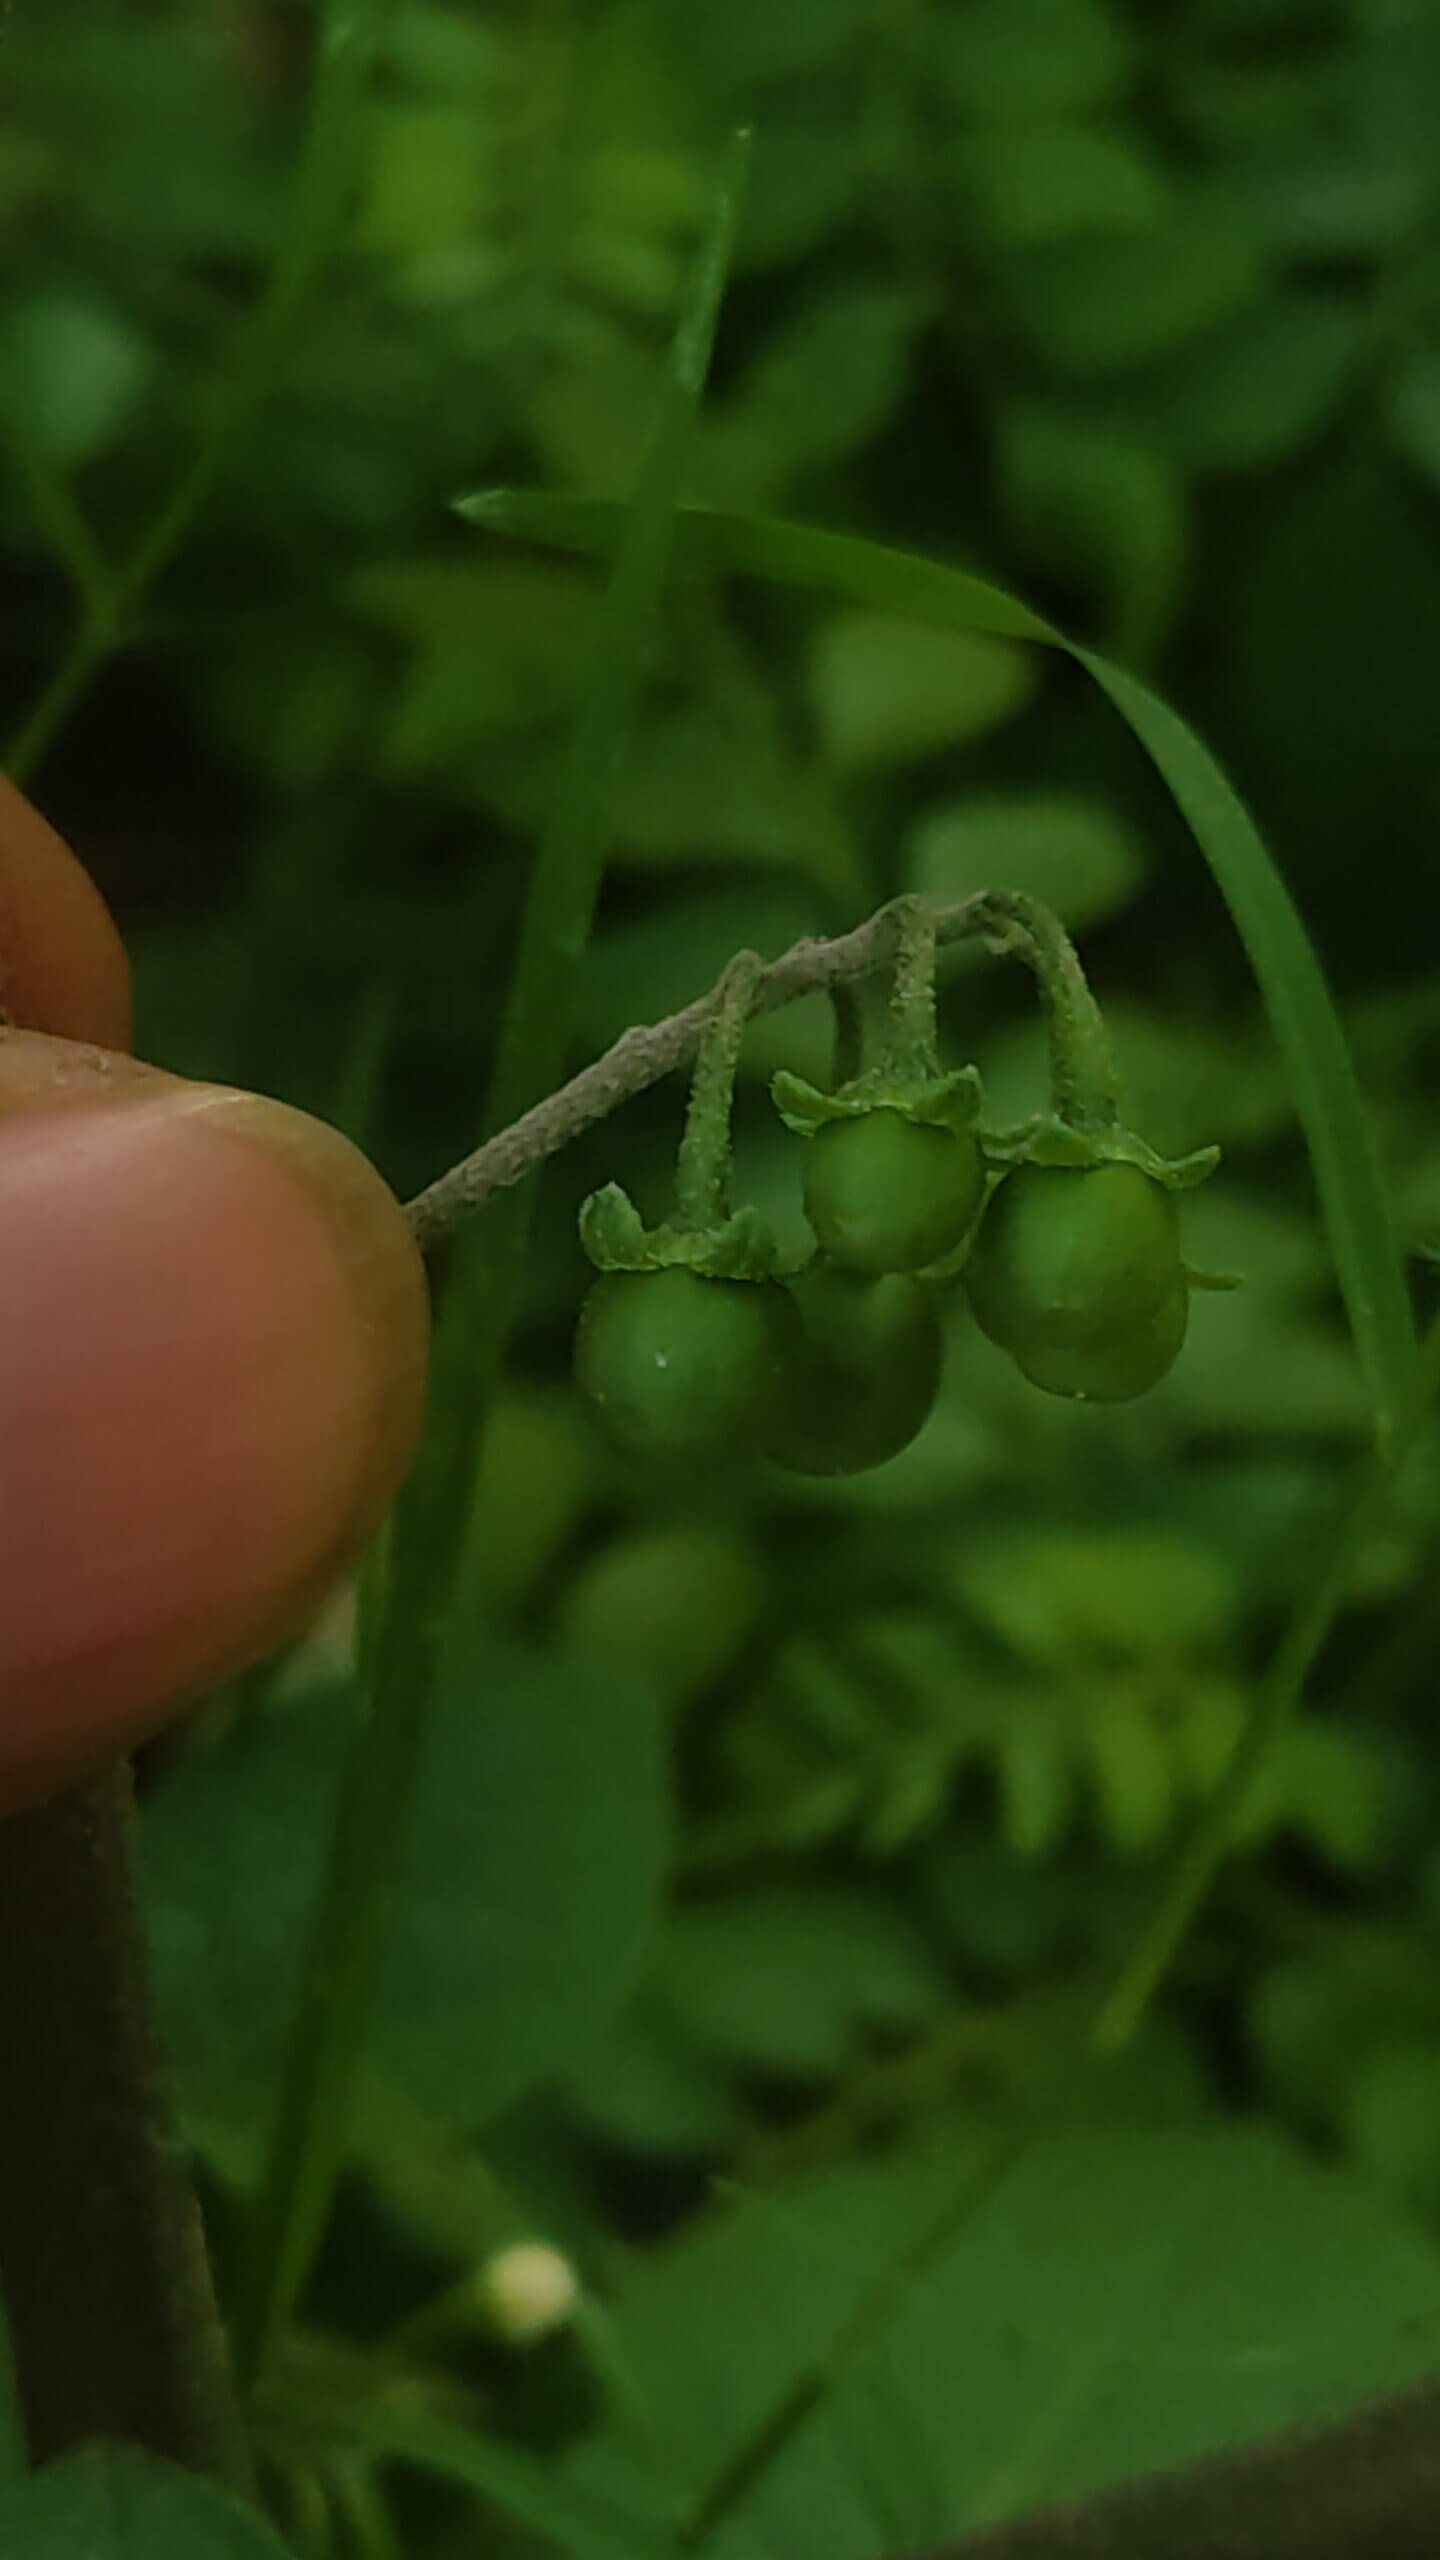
[803, 1108, 984, 1276]
[768, 1264, 944, 1475]
[575, 1268, 796, 1466]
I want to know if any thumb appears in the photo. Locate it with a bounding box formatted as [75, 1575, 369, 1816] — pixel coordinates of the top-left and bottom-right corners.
[0, 1035, 429, 1805]
[0, 780, 429, 1807]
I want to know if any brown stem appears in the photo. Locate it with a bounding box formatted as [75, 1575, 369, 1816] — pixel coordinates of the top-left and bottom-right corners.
[906, 2377, 1440, 2560]
[0, 1762, 250, 2484]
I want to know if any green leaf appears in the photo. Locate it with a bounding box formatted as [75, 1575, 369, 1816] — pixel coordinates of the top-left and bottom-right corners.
[904, 791, 1144, 929]
[1386, 349, 1440, 497]
[1246, 1720, 1403, 1875]
[0, 2448, 292, 2558]
[561, 2127, 1440, 2551]
[658, 1887, 946, 2077]
[954, 1531, 1238, 1663]
[1085, 1693, 1179, 1854]
[741, 115, 865, 267]
[705, 283, 923, 502]
[1109, 293, 1359, 472]
[1249, 1945, 1440, 2139]
[609, 703, 858, 896]
[349, 559, 601, 780]
[575, 881, 828, 1056]
[566, 1990, 751, 2158]
[560, 2135, 992, 2523]
[142, 1633, 669, 2163]
[1343, 2041, 1440, 2219]
[358, 103, 497, 259]
[995, 406, 1187, 658]
[808, 611, 1037, 768]
[1219, 149, 1427, 259]
[0, 293, 149, 465]
[954, 119, 1166, 247]
[462, 1386, 600, 1621]
[557, 1523, 771, 1713]
[673, 0, 872, 87]
[940, 0, 1134, 118]
[300, 2394, 672, 2560]
[459, 493, 1414, 1439]
[374, 1630, 670, 2123]
[999, 209, 1266, 377]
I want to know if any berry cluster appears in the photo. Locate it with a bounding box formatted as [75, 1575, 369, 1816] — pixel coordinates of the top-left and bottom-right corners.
[572, 901, 1223, 1476]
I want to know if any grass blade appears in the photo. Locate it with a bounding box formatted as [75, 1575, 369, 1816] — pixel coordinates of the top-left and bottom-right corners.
[457, 490, 1052, 643]
[235, 135, 751, 2390]
[1080, 652, 1415, 1446]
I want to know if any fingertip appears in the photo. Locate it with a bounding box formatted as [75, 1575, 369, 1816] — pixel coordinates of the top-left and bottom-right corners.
[0, 1060, 429, 1802]
[0, 774, 133, 1050]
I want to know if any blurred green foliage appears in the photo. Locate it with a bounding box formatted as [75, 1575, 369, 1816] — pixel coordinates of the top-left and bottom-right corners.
[8, 0, 1440, 2552]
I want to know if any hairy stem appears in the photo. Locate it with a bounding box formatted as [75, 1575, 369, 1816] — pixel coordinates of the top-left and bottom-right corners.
[876, 896, 942, 1084]
[404, 894, 1004, 1249]
[970, 891, 1120, 1130]
[0, 1765, 249, 2485]
[673, 952, 763, 1230]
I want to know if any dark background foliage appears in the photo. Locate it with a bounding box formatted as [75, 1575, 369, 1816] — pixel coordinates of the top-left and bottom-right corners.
[7, 2, 1440, 2552]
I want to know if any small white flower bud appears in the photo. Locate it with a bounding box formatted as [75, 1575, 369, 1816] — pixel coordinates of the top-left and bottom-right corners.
[479, 2241, 580, 2344]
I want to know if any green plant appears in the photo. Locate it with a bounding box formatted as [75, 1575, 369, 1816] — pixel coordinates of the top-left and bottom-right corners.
[9, 6, 1440, 2559]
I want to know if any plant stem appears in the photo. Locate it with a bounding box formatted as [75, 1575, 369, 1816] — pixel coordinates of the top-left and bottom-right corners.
[0, 1765, 249, 2486]
[403, 890, 1012, 1250]
[673, 952, 762, 1230]
[1092, 1300, 1440, 2048]
[971, 891, 1120, 1130]
[4, 0, 386, 788]
[234, 134, 749, 2391]
[876, 896, 941, 1084]
[0, 381, 114, 627]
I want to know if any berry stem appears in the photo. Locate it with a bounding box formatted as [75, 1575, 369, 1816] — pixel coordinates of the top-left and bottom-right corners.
[405, 889, 1113, 1251]
[876, 897, 941, 1084]
[673, 951, 763, 1231]
[973, 891, 1121, 1130]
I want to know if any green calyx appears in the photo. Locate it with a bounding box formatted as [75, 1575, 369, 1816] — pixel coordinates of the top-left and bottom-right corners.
[977, 1110, 1220, 1194]
[774, 893, 984, 1140]
[578, 1182, 782, 1283]
[578, 948, 784, 1285]
[771, 1062, 982, 1139]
